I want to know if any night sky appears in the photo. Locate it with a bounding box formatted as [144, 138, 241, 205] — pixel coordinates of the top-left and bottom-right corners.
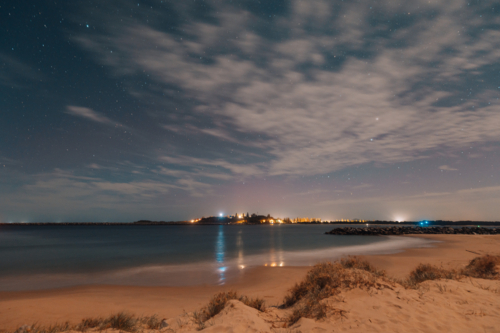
[1, 0, 500, 222]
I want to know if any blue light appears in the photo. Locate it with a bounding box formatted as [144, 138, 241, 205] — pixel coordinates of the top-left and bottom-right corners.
[216, 225, 226, 284]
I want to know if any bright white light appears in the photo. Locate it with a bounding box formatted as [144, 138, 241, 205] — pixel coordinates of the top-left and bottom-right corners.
[219, 213, 223, 217]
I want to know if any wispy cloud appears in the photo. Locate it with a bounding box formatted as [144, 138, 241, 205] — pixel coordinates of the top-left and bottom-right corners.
[0, 54, 42, 88]
[0, 168, 183, 221]
[66, 106, 122, 127]
[159, 155, 264, 178]
[439, 165, 458, 171]
[0, 156, 20, 166]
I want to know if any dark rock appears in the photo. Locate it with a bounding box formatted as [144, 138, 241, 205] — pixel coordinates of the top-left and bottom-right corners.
[325, 226, 498, 236]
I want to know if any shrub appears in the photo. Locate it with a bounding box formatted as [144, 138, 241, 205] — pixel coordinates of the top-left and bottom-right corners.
[203, 291, 238, 320]
[195, 291, 266, 325]
[461, 255, 500, 279]
[403, 255, 500, 287]
[101, 312, 138, 332]
[283, 260, 383, 325]
[406, 264, 456, 286]
[141, 315, 161, 330]
[239, 295, 266, 312]
[14, 323, 71, 333]
[287, 299, 328, 325]
[76, 318, 103, 332]
[340, 256, 386, 277]
[283, 261, 379, 308]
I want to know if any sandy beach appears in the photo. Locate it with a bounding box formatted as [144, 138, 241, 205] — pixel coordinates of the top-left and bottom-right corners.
[1, 234, 499, 332]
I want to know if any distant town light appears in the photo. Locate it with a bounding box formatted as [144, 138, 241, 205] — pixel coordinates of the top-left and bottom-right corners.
[219, 213, 223, 217]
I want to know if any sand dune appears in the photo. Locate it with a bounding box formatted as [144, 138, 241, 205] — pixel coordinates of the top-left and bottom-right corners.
[159, 267, 500, 333]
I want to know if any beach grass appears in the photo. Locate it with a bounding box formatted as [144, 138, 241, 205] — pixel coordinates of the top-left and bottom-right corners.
[461, 255, 500, 279]
[283, 257, 387, 324]
[14, 312, 149, 333]
[192, 291, 266, 329]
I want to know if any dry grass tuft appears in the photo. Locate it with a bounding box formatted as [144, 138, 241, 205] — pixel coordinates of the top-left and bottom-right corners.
[193, 291, 266, 329]
[140, 315, 162, 330]
[404, 255, 500, 287]
[75, 317, 103, 332]
[405, 264, 457, 286]
[283, 259, 381, 308]
[239, 295, 267, 312]
[204, 291, 239, 319]
[461, 255, 500, 279]
[283, 258, 385, 324]
[14, 322, 71, 333]
[101, 312, 138, 332]
[287, 299, 328, 326]
[13, 312, 142, 333]
[339, 256, 386, 277]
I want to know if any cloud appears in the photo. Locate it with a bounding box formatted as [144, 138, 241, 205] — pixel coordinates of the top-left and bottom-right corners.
[439, 165, 458, 171]
[74, 0, 500, 179]
[159, 155, 264, 178]
[0, 54, 42, 88]
[0, 156, 20, 166]
[0, 167, 197, 221]
[66, 106, 121, 126]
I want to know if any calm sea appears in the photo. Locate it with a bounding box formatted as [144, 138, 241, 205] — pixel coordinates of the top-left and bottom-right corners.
[0, 224, 434, 291]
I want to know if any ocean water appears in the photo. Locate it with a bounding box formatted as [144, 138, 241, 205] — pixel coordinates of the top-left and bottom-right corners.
[0, 224, 435, 291]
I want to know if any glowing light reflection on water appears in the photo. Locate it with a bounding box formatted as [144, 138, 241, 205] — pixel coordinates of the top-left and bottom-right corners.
[216, 225, 226, 284]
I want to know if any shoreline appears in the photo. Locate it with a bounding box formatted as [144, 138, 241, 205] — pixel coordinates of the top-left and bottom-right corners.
[1, 234, 499, 331]
[0, 235, 434, 292]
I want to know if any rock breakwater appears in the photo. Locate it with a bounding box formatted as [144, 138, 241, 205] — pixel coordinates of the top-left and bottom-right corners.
[325, 226, 499, 236]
